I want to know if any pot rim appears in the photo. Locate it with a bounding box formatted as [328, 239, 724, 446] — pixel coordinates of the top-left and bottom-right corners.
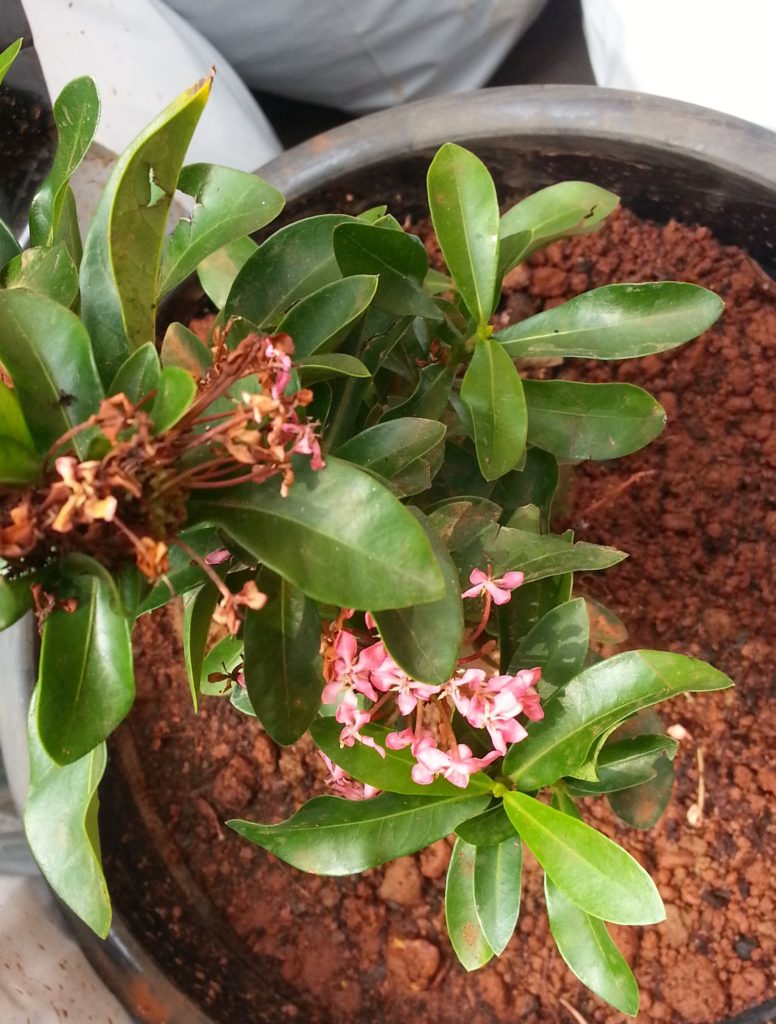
[256, 84, 776, 202]
[4, 82, 776, 1024]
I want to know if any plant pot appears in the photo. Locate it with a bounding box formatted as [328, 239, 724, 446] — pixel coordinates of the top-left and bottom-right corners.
[5, 85, 776, 1024]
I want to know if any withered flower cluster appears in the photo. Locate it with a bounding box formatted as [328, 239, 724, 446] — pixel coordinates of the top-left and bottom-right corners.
[0, 328, 323, 625]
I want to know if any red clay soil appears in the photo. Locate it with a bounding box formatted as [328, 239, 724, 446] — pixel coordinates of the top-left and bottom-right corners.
[126, 209, 776, 1023]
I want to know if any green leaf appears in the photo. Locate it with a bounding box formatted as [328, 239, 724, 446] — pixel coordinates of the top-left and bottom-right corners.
[0, 218, 21, 271]
[461, 337, 527, 481]
[503, 792, 663, 925]
[499, 571, 573, 677]
[499, 181, 619, 272]
[474, 836, 522, 955]
[332, 222, 440, 321]
[80, 76, 211, 383]
[490, 446, 558, 531]
[160, 321, 212, 375]
[226, 214, 352, 327]
[189, 456, 445, 610]
[200, 635, 243, 696]
[158, 163, 283, 297]
[545, 876, 639, 1015]
[381, 363, 453, 423]
[230, 789, 489, 874]
[427, 144, 500, 325]
[1, 243, 79, 306]
[445, 838, 495, 971]
[509, 598, 590, 694]
[0, 288, 103, 457]
[197, 236, 257, 309]
[335, 418, 446, 487]
[0, 38, 22, 86]
[312, 718, 493, 797]
[0, 436, 41, 484]
[0, 575, 33, 628]
[0, 380, 34, 448]
[496, 282, 723, 359]
[523, 379, 665, 462]
[372, 509, 463, 684]
[455, 802, 515, 846]
[150, 365, 197, 433]
[37, 574, 134, 765]
[566, 734, 677, 796]
[108, 342, 161, 402]
[24, 690, 111, 938]
[503, 650, 732, 790]
[277, 274, 378, 357]
[606, 710, 676, 828]
[296, 353, 370, 384]
[183, 582, 219, 712]
[243, 572, 323, 745]
[29, 76, 100, 249]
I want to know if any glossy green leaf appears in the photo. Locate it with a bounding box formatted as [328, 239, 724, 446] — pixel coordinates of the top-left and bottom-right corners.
[427, 143, 500, 325]
[81, 76, 211, 383]
[455, 802, 516, 846]
[158, 163, 283, 297]
[566, 734, 677, 796]
[474, 835, 522, 955]
[499, 181, 619, 272]
[332, 222, 440, 320]
[0, 436, 41, 484]
[183, 582, 218, 712]
[29, 76, 100, 249]
[446, 838, 495, 971]
[372, 509, 464, 684]
[296, 353, 370, 384]
[243, 572, 323, 745]
[461, 337, 527, 481]
[504, 792, 663, 925]
[312, 718, 493, 797]
[1, 243, 79, 306]
[24, 691, 110, 938]
[0, 575, 33, 629]
[496, 282, 723, 359]
[335, 418, 446, 487]
[0, 38, 22, 86]
[0, 288, 103, 457]
[523, 379, 665, 462]
[277, 274, 378, 357]
[189, 456, 445, 610]
[160, 321, 212, 375]
[509, 598, 590, 694]
[545, 876, 639, 1015]
[108, 342, 161, 402]
[0, 218, 21, 271]
[504, 650, 732, 789]
[225, 214, 352, 327]
[381, 363, 454, 423]
[150, 365, 197, 433]
[490, 446, 558, 531]
[37, 574, 134, 765]
[230, 789, 489, 874]
[197, 236, 257, 309]
[0, 380, 34, 449]
[607, 710, 676, 828]
[429, 497, 501, 549]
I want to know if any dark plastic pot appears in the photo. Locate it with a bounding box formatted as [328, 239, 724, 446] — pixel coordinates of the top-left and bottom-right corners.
[7, 85, 776, 1024]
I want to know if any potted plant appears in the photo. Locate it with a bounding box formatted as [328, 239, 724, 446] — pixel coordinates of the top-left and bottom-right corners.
[3, 44, 769, 1022]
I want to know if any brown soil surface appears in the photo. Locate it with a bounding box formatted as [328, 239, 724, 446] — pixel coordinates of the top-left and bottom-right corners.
[118, 209, 776, 1024]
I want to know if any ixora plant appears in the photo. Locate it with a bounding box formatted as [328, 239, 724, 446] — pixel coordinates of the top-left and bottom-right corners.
[0, 49, 733, 1016]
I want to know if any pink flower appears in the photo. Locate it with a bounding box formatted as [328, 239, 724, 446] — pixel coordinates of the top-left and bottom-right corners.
[461, 567, 525, 605]
[266, 340, 293, 399]
[319, 752, 380, 800]
[282, 421, 325, 470]
[488, 668, 544, 722]
[204, 548, 231, 565]
[366, 644, 442, 715]
[466, 689, 529, 755]
[446, 668, 488, 717]
[385, 727, 435, 756]
[321, 630, 378, 704]
[411, 739, 500, 789]
[335, 700, 385, 757]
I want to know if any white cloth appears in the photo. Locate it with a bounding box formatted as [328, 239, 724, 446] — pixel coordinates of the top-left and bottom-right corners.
[21, 0, 282, 170]
[582, 0, 776, 132]
[163, 0, 547, 111]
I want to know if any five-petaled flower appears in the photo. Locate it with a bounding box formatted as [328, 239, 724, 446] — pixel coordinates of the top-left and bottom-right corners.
[462, 566, 525, 605]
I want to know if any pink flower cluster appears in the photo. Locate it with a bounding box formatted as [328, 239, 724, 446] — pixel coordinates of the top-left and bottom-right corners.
[318, 568, 543, 798]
